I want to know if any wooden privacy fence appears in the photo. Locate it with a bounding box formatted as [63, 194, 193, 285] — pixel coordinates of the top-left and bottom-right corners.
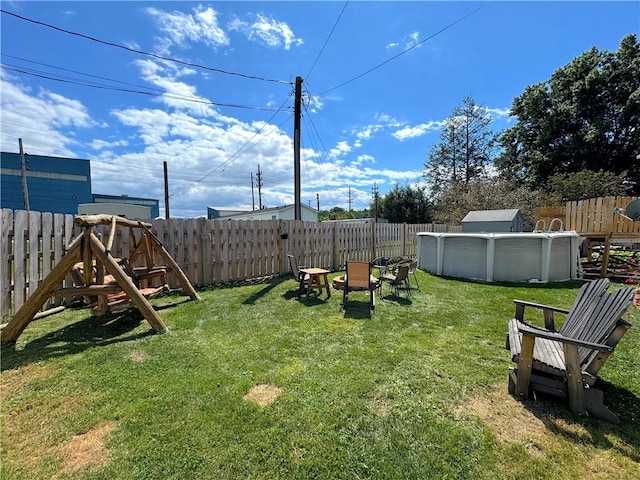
[536, 196, 640, 236]
[1, 208, 459, 319]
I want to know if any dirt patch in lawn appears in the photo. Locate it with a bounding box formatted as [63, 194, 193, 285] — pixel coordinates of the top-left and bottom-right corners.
[128, 351, 151, 362]
[244, 384, 282, 407]
[457, 383, 549, 455]
[61, 421, 117, 474]
[457, 383, 637, 476]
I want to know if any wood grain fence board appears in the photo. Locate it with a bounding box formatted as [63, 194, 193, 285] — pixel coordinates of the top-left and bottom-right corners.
[239, 220, 248, 280]
[186, 218, 196, 284]
[201, 218, 213, 286]
[1, 209, 13, 318]
[13, 210, 27, 312]
[28, 211, 41, 301]
[42, 213, 53, 280]
[221, 220, 229, 282]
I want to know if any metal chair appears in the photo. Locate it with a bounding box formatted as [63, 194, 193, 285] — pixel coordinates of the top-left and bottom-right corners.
[379, 262, 411, 298]
[406, 259, 420, 290]
[287, 254, 309, 294]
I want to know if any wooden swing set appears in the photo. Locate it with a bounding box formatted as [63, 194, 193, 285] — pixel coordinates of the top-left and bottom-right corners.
[1, 214, 200, 345]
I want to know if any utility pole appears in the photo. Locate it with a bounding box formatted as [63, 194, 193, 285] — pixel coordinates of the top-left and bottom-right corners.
[257, 164, 264, 209]
[316, 193, 320, 212]
[251, 172, 256, 211]
[163, 161, 170, 219]
[19, 138, 29, 211]
[348, 187, 353, 213]
[372, 183, 379, 223]
[293, 76, 303, 220]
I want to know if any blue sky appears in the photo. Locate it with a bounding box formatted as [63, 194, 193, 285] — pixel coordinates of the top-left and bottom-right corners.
[1, 1, 638, 217]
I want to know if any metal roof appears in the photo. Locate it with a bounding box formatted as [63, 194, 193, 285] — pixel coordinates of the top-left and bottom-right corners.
[461, 209, 521, 223]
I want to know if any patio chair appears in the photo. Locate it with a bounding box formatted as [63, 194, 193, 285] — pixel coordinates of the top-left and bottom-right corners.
[342, 261, 377, 311]
[379, 262, 411, 298]
[407, 259, 420, 291]
[287, 254, 309, 294]
[506, 278, 634, 422]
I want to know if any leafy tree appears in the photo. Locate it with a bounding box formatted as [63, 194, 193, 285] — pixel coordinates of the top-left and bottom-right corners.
[433, 178, 540, 230]
[424, 96, 499, 193]
[319, 206, 373, 221]
[542, 169, 630, 205]
[376, 184, 433, 224]
[497, 34, 640, 194]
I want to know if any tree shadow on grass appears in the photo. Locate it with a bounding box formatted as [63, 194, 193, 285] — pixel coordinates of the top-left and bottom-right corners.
[523, 381, 640, 463]
[1, 310, 155, 371]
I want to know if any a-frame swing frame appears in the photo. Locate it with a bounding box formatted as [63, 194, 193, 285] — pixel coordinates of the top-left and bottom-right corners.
[1, 215, 200, 345]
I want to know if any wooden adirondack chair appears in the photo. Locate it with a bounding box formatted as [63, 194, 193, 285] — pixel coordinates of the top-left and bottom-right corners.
[506, 279, 634, 422]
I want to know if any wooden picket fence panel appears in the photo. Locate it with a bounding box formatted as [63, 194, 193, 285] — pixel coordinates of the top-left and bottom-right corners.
[536, 196, 640, 235]
[0, 209, 459, 319]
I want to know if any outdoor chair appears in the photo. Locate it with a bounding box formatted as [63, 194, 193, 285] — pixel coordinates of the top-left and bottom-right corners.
[342, 261, 377, 311]
[379, 262, 411, 298]
[406, 259, 420, 290]
[287, 254, 310, 294]
[505, 278, 634, 422]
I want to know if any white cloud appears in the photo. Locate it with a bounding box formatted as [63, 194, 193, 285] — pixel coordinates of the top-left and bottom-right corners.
[353, 154, 375, 167]
[328, 140, 352, 160]
[90, 139, 128, 150]
[484, 106, 512, 120]
[0, 72, 95, 156]
[229, 14, 303, 50]
[392, 121, 444, 140]
[386, 31, 422, 50]
[146, 5, 229, 50]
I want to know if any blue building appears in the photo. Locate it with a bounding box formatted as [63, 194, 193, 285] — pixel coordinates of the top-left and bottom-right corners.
[1, 151, 92, 214]
[1, 152, 160, 217]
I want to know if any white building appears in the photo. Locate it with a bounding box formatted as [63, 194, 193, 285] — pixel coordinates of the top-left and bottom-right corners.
[207, 204, 319, 222]
[78, 202, 151, 219]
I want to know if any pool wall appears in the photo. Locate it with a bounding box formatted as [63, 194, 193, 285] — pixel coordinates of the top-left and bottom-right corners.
[417, 232, 581, 283]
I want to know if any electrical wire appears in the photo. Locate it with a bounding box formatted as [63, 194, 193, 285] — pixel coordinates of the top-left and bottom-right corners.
[2, 53, 166, 93]
[1, 63, 287, 112]
[169, 92, 294, 198]
[317, 2, 488, 96]
[1, 9, 291, 85]
[305, 1, 349, 81]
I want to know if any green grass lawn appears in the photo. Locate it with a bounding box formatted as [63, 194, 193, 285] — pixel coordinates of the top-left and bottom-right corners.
[2, 272, 639, 479]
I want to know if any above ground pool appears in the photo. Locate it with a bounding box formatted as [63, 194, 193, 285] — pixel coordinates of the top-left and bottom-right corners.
[417, 232, 581, 283]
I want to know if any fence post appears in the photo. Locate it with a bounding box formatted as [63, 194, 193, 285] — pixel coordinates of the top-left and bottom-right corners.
[332, 222, 339, 270]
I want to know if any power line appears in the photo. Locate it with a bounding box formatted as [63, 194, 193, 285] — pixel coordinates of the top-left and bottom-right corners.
[305, 1, 350, 81]
[317, 2, 488, 96]
[2, 53, 166, 92]
[1, 63, 286, 112]
[1, 9, 291, 85]
[169, 93, 294, 198]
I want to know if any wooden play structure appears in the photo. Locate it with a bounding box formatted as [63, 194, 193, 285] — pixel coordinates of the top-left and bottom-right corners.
[536, 196, 640, 280]
[1, 215, 199, 345]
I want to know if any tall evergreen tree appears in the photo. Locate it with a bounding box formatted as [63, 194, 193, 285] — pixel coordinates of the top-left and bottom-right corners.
[424, 96, 498, 194]
[376, 184, 433, 224]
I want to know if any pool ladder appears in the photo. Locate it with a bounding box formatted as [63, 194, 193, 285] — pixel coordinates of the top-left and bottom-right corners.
[533, 218, 564, 233]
